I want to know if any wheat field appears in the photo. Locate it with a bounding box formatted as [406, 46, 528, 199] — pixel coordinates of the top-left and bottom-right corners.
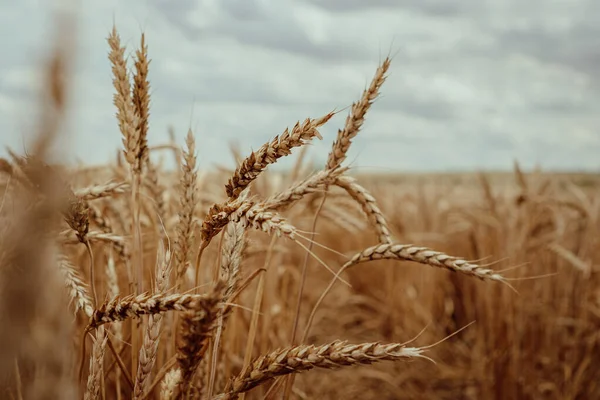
[0, 25, 598, 400]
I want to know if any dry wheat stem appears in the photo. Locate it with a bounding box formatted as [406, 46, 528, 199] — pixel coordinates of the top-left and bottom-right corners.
[282, 189, 329, 399]
[215, 341, 426, 399]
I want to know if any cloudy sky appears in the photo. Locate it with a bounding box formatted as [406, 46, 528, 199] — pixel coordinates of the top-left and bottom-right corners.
[0, 0, 598, 172]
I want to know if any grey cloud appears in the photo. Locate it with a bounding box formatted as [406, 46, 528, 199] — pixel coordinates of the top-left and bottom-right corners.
[212, 25, 370, 62]
[0, 79, 34, 102]
[377, 94, 458, 121]
[494, 24, 600, 79]
[301, 0, 477, 16]
[219, 0, 267, 21]
[152, 71, 284, 111]
[1, 0, 598, 172]
[299, 0, 404, 12]
[149, 0, 372, 62]
[530, 98, 597, 115]
[148, 0, 203, 40]
[306, 0, 600, 81]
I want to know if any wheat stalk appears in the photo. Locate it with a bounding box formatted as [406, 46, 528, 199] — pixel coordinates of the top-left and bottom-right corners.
[132, 33, 150, 170]
[335, 175, 392, 244]
[58, 254, 93, 317]
[174, 129, 198, 289]
[134, 243, 173, 399]
[174, 282, 224, 398]
[88, 291, 221, 328]
[84, 326, 108, 400]
[326, 57, 390, 171]
[74, 181, 129, 200]
[344, 243, 506, 282]
[216, 340, 426, 399]
[225, 113, 334, 199]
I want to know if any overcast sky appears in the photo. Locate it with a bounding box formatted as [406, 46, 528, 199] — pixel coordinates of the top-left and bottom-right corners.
[0, 0, 598, 172]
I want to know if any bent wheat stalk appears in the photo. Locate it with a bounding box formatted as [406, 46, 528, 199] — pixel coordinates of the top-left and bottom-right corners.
[344, 243, 506, 282]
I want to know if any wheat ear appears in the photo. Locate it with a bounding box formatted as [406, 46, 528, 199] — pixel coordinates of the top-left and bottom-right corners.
[216, 340, 425, 399]
[134, 242, 173, 399]
[225, 113, 334, 199]
[326, 57, 390, 171]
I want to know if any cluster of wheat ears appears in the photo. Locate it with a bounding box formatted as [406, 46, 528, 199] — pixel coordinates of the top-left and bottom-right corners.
[1, 24, 599, 400]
